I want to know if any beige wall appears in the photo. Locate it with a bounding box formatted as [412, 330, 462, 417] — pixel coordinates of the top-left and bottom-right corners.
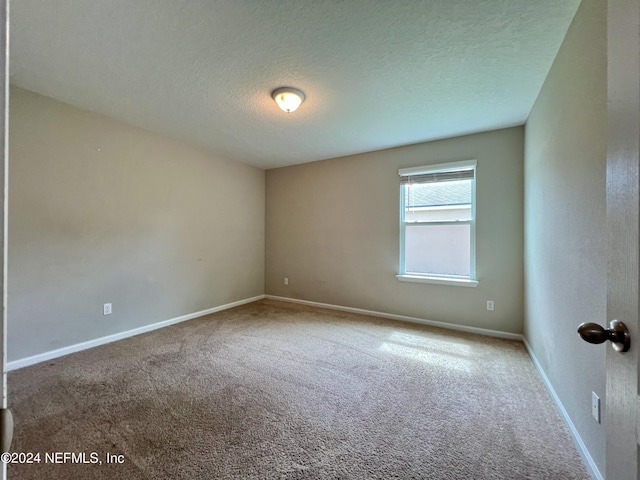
[8, 87, 265, 361]
[266, 127, 524, 333]
[524, 0, 607, 474]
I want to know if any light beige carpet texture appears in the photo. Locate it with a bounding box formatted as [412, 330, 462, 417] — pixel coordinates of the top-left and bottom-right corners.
[8, 299, 589, 479]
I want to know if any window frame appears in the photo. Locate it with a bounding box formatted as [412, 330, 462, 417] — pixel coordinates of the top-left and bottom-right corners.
[397, 159, 478, 287]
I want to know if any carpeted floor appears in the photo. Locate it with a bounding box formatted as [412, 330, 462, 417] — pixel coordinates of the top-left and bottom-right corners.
[7, 299, 589, 479]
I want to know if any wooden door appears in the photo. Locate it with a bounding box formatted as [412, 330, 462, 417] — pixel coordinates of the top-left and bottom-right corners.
[605, 0, 639, 479]
[0, 1, 7, 480]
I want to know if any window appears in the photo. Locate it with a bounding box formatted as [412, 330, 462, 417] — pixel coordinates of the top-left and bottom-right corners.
[397, 160, 478, 287]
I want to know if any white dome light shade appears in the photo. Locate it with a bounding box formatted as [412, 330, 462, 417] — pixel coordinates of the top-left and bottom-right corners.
[272, 87, 305, 113]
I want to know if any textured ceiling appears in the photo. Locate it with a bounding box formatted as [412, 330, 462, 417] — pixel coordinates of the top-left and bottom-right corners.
[10, 0, 581, 169]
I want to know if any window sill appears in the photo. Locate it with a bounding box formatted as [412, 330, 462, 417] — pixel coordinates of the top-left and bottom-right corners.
[396, 275, 479, 288]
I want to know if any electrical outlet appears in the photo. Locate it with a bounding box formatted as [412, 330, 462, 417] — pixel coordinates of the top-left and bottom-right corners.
[592, 392, 600, 423]
[284, 277, 289, 286]
[103, 303, 112, 315]
[486, 300, 494, 311]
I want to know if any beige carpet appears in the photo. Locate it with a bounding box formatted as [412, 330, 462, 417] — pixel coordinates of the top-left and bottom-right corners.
[8, 299, 589, 479]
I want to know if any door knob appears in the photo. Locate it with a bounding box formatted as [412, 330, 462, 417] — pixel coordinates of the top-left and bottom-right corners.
[577, 319, 630, 352]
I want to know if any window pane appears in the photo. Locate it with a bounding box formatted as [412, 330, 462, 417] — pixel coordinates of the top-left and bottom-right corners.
[405, 205, 472, 222]
[404, 180, 472, 222]
[404, 224, 470, 276]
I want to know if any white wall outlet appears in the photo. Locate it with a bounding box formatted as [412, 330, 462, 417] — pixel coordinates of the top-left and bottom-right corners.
[592, 392, 600, 423]
[486, 300, 495, 311]
[103, 303, 112, 315]
[284, 277, 289, 286]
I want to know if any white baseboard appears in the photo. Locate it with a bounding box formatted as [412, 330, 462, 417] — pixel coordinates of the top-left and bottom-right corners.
[523, 339, 603, 480]
[7, 294, 266, 371]
[264, 295, 523, 340]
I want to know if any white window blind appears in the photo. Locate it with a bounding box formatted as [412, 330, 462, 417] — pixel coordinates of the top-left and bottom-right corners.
[399, 168, 475, 185]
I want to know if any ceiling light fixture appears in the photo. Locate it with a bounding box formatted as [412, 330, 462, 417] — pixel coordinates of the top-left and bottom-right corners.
[272, 87, 305, 113]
